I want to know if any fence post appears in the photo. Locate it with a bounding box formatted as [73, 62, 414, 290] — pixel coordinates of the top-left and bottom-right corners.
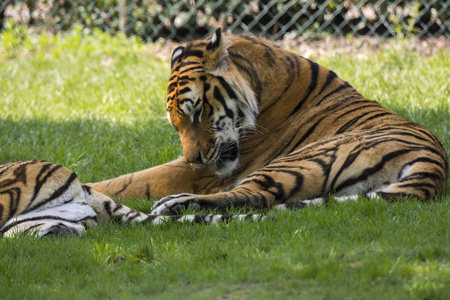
[119, 0, 131, 36]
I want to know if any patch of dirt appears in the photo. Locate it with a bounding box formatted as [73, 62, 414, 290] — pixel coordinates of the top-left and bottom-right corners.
[276, 36, 449, 58]
[153, 36, 449, 60]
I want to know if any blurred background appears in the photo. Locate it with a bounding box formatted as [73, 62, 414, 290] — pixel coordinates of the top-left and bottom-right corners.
[1, 0, 448, 41]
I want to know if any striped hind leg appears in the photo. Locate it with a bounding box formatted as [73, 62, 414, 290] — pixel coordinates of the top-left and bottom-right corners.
[273, 164, 444, 210]
[273, 163, 444, 210]
[374, 161, 444, 201]
[0, 199, 97, 238]
[1, 183, 134, 238]
[151, 128, 447, 214]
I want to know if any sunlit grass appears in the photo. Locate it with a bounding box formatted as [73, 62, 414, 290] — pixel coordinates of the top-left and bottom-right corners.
[0, 29, 449, 299]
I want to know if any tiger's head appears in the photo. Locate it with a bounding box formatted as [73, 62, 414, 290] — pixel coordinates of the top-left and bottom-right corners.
[167, 28, 258, 176]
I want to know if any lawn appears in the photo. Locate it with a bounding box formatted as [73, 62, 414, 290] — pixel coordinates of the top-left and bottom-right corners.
[0, 28, 449, 299]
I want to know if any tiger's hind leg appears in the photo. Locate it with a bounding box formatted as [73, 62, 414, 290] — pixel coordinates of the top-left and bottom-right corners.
[0, 199, 97, 238]
[0, 161, 98, 238]
[151, 128, 447, 214]
[1, 184, 153, 238]
[0, 161, 271, 238]
[273, 166, 444, 211]
[3, 220, 87, 238]
[273, 161, 446, 210]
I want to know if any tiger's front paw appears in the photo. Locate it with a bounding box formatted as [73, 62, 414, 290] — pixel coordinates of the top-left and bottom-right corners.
[151, 193, 201, 215]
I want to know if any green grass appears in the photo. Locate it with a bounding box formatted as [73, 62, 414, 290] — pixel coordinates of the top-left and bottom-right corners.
[1, 29, 449, 299]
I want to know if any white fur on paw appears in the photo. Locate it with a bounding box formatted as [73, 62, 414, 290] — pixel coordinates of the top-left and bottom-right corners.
[274, 204, 287, 210]
[151, 193, 196, 215]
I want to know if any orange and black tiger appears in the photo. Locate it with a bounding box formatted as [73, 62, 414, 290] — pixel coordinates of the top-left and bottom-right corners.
[0, 161, 266, 237]
[88, 28, 448, 214]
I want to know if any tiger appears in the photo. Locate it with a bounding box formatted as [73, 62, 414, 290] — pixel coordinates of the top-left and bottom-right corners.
[0, 160, 267, 238]
[87, 28, 448, 215]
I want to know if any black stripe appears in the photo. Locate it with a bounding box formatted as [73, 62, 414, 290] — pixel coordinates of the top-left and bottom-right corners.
[178, 81, 191, 87]
[317, 70, 338, 96]
[290, 53, 301, 76]
[113, 202, 124, 212]
[262, 168, 304, 199]
[179, 66, 205, 75]
[213, 87, 234, 119]
[179, 61, 200, 68]
[353, 112, 393, 128]
[284, 55, 296, 92]
[177, 75, 196, 82]
[217, 76, 238, 100]
[28, 164, 63, 210]
[228, 52, 262, 100]
[103, 201, 112, 216]
[0, 161, 43, 189]
[315, 82, 352, 106]
[32, 172, 78, 212]
[397, 182, 436, 189]
[397, 157, 445, 180]
[203, 83, 214, 117]
[257, 54, 297, 115]
[256, 192, 270, 207]
[193, 110, 202, 124]
[290, 115, 328, 150]
[206, 28, 222, 50]
[309, 157, 333, 196]
[240, 35, 277, 64]
[111, 174, 134, 197]
[336, 111, 390, 134]
[183, 50, 204, 58]
[411, 125, 443, 148]
[330, 147, 362, 191]
[23, 224, 42, 234]
[246, 174, 286, 200]
[401, 171, 442, 182]
[236, 190, 252, 203]
[171, 46, 185, 69]
[333, 103, 382, 122]
[290, 59, 320, 116]
[366, 128, 431, 144]
[178, 87, 192, 95]
[0, 215, 93, 235]
[1, 188, 21, 221]
[82, 185, 91, 193]
[193, 98, 202, 108]
[334, 149, 414, 193]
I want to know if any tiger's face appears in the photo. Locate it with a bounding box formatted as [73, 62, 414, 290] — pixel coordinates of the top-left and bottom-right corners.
[166, 29, 257, 176]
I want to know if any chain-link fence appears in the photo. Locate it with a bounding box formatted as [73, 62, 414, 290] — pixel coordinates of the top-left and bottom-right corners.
[1, 1, 449, 41]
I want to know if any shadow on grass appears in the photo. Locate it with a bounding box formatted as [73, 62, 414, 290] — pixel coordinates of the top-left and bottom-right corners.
[0, 116, 181, 182]
[1, 103, 449, 189]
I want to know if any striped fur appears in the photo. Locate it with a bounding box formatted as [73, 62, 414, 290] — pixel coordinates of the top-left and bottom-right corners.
[88, 28, 448, 215]
[0, 161, 267, 238]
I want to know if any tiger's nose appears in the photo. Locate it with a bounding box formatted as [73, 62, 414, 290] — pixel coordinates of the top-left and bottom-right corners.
[185, 153, 203, 164]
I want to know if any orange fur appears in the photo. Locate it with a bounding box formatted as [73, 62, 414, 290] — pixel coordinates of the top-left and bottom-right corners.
[88, 29, 448, 213]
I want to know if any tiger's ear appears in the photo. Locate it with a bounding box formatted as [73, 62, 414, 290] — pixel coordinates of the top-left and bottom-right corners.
[204, 28, 231, 74]
[171, 46, 185, 71]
